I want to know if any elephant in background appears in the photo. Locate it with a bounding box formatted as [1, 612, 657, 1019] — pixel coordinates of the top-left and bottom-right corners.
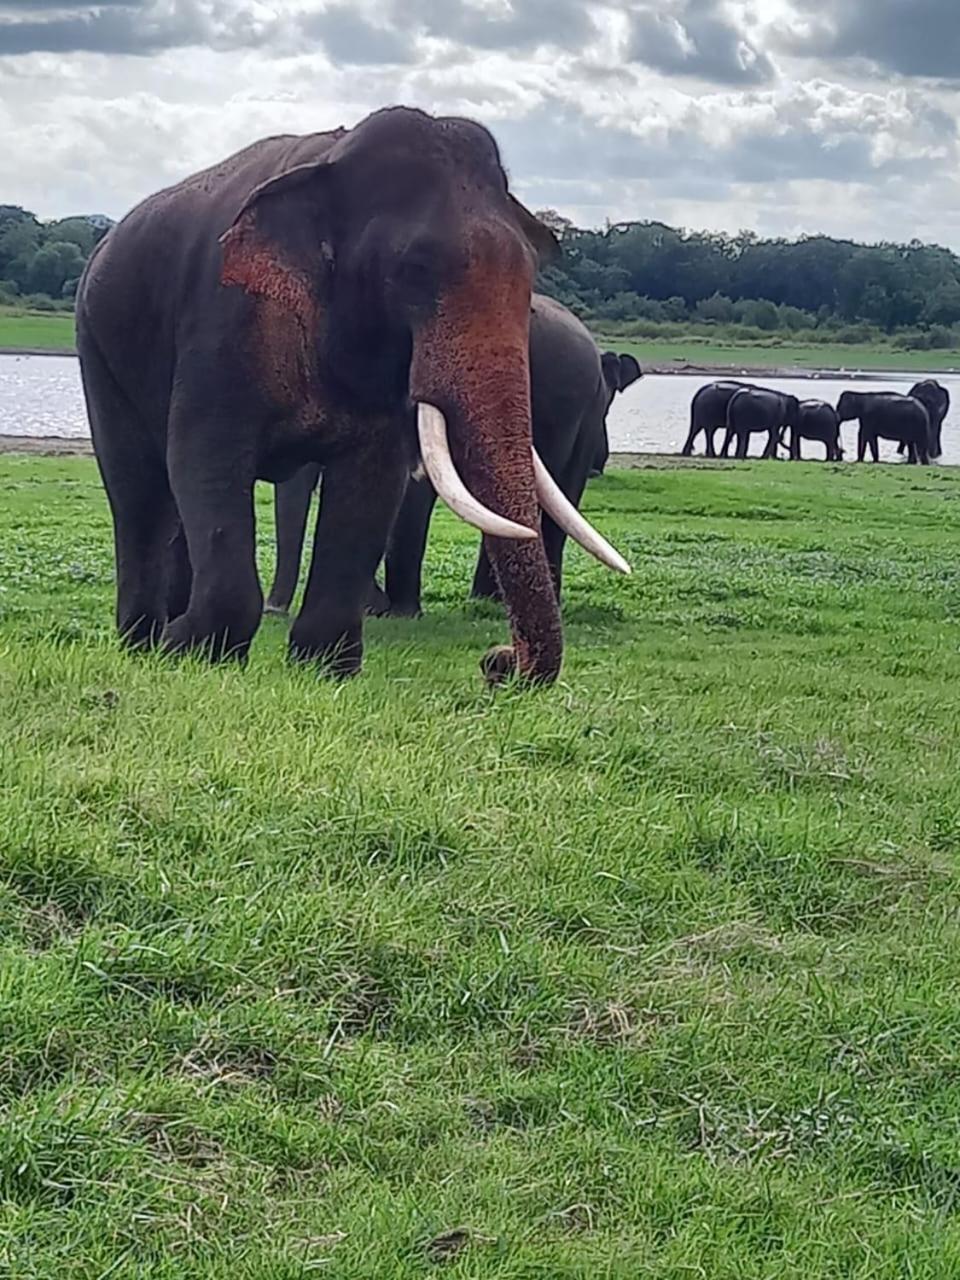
[78, 106, 631, 687]
[897, 380, 949, 460]
[721, 387, 801, 460]
[265, 295, 641, 618]
[782, 400, 843, 461]
[837, 391, 932, 465]
[681, 380, 753, 457]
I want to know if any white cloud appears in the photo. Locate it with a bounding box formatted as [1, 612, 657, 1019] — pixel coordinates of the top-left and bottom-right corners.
[0, 0, 957, 249]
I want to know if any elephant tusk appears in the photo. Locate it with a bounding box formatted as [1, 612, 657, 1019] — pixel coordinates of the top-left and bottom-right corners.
[416, 403, 539, 541]
[532, 448, 632, 576]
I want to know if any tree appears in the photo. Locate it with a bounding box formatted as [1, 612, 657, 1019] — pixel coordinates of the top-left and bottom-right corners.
[26, 241, 85, 298]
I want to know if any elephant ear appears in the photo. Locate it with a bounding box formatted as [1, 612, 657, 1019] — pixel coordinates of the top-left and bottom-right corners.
[618, 353, 643, 391]
[508, 195, 561, 266]
[601, 352, 623, 394]
[219, 159, 334, 302]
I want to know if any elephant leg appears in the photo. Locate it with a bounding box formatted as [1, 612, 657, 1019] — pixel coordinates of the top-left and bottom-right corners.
[791, 432, 801, 461]
[735, 429, 749, 460]
[705, 428, 718, 459]
[384, 475, 438, 617]
[166, 521, 192, 624]
[161, 424, 262, 663]
[265, 463, 321, 615]
[857, 428, 867, 463]
[681, 425, 699, 457]
[870, 435, 880, 463]
[471, 542, 500, 601]
[762, 429, 777, 459]
[720, 427, 735, 458]
[366, 580, 392, 616]
[80, 330, 179, 649]
[109, 468, 182, 650]
[292, 429, 407, 675]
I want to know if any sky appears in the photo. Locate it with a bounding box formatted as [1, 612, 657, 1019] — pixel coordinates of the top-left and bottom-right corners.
[1, 0, 959, 246]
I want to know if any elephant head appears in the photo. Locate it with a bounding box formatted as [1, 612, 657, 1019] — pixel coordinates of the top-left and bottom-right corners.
[590, 352, 643, 477]
[601, 351, 643, 402]
[836, 391, 862, 424]
[220, 107, 629, 685]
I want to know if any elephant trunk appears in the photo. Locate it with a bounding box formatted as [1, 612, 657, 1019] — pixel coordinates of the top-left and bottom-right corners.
[409, 224, 563, 684]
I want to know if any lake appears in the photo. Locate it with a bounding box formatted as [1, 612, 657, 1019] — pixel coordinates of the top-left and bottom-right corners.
[2, 354, 958, 464]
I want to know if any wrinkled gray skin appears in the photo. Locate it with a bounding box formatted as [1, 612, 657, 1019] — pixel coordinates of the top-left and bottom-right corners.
[782, 400, 843, 461]
[681, 380, 753, 457]
[837, 391, 932, 465]
[722, 387, 801, 460]
[265, 295, 642, 616]
[897, 380, 949, 460]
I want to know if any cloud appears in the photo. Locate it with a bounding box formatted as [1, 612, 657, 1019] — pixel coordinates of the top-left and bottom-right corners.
[781, 0, 960, 80]
[626, 0, 777, 85]
[298, 8, 415, 66]
[0, 1, 280, 57]
[0, 0, 958, 252]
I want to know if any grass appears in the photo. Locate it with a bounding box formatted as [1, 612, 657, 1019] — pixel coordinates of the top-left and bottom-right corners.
[603, 336, 960, 373]
[0, 308, 75, 351]
[0, 308, 958, 373]
[3, 455, 960, 1275]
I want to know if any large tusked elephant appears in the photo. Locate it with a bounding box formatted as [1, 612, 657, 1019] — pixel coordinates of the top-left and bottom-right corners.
[681, 380, 753, 458]
[783, 400, 843, 461]
[837, 391, 932, 465]
[264, 295, 642, 617]
[76, 107, 630, 686]
[722, 387, 801, 460]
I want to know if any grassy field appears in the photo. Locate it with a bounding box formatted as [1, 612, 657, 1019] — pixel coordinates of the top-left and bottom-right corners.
[2, 306, 960, 374]
[3, 456, 960, 1276]
[0, 309, 75, 351]
[603, 336, 960, 373]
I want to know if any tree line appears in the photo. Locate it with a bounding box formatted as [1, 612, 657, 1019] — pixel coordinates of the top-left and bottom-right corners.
[0, 205, 112, 311]
[4, 198, 960, 349]
[536, 213, 960, 349]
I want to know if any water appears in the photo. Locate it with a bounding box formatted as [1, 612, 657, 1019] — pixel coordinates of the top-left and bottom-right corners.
[608, 370, 960, 464]
[4, 354, 960, 464]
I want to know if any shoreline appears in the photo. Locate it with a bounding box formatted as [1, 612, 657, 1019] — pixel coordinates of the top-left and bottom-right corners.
[0, 438, 940, 471]
[1, 346, 957, 381]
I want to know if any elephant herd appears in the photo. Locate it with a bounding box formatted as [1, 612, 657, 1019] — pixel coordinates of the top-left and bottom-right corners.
[682, 378, 950, 465]
[73, 103, 955, 686]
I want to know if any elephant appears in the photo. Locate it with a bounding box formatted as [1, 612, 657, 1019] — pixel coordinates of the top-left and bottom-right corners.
[781, 400, 843, 461]
[721, 387, 801, 460]
[76, 106, 630, 687]
[837, 391, 932, 465]
[896, 380, 949, 460]
[264, 295, 642, 618]
[681, 380, 753, 458]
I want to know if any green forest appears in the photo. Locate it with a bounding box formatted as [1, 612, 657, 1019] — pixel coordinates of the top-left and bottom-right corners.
[538, 212, 960, 351]
[5, 198, 960, 352]
[0, 205, 111, 312]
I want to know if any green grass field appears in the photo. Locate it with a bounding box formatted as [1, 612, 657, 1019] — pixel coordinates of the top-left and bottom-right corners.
[4, 456, 960, 1276]
[2, 306, 960, 374]
[0, 310, 76, 351]
[604, 337, 960, 373]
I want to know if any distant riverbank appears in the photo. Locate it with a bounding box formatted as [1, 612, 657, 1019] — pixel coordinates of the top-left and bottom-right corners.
[4, 309, 960, 379]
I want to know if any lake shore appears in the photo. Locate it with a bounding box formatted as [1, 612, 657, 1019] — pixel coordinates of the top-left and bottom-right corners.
[3, 345, 956, 382]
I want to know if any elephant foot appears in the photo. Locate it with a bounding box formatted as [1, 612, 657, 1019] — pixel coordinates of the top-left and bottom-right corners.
[480, 645, 556, 688]
[365, 583, 391, 617]
[289, 615, 363, 678]
[385, 603, 423, 619]
[160, 617, 253, 665]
